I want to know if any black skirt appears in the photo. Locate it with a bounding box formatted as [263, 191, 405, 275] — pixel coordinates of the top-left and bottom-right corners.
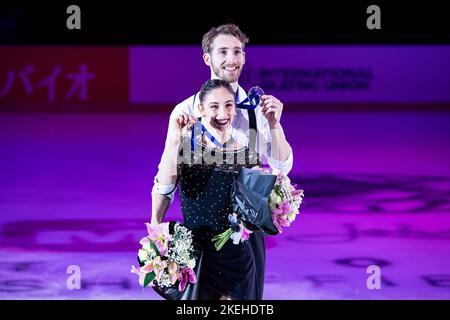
[189, 226, 265, 300]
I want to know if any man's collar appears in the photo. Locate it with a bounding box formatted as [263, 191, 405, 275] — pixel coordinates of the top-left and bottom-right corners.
[235, 84, 248, 104]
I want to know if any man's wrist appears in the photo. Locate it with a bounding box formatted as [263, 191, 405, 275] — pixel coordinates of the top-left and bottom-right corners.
[269, 121, 282, 130]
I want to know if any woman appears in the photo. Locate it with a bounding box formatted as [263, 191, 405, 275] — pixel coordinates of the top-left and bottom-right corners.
[151, 79, 265, 300]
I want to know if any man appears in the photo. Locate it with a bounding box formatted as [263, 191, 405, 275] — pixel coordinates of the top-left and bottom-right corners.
[155, 23, 293, 192]
[151, 24, 294, 299]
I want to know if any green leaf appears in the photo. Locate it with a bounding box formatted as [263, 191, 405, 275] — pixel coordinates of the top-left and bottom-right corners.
[148, 237, 160, 256]
[143, 272, 156, 288]
[274, 186, 283, 198]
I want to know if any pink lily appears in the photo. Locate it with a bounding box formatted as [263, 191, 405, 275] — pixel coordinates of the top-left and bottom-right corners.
[280, 199, 293, 215]
[144, 222, 173, 256]
[241, 227, 252, 241]
[130, 261, 158, 286]
[230, 223, 252, 244]
[178, 267, 197, 292]
[149, 256, 168, 281]
[130, 265, 145, 286]
[272, 211, 291, 233]
[167, 261, 180, 285]
[291, 189, 304, 198]
[272, 200, 291, 216]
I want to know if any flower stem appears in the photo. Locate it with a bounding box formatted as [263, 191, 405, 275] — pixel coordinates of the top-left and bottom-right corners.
[211, 228, 233, 251]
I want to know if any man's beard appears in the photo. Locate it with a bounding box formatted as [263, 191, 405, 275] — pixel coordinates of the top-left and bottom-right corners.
[212, 62, 241, 83]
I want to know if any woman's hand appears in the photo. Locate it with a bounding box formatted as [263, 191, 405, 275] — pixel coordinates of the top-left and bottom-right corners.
[150, 216, 162, 226]
[168, 112, 197, 144]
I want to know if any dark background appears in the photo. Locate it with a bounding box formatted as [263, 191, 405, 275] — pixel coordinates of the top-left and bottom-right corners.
[1, 1, 449, 44]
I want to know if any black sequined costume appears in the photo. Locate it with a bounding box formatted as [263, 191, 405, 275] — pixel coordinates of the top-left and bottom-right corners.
[177, 133, 266, 300]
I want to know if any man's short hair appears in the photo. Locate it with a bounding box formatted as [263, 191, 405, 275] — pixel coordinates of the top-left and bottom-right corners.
[202, 23, 249, 54]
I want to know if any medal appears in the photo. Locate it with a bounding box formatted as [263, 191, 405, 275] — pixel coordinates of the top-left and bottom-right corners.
[247, 86, 265, 107]
[236, 86, 265, 110]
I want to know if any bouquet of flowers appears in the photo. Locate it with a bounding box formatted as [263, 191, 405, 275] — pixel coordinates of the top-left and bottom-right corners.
[269, 170, 304, 234]
[131, 221, 199, 294]
[212, 167, 304, 251]
[211, 212, 253, 251]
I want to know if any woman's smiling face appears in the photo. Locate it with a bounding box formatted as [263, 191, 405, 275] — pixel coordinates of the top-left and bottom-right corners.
[200, 87, 236, 132]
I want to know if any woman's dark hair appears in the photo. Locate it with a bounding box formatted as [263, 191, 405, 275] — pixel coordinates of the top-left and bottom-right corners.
[199, 79, 235, 104]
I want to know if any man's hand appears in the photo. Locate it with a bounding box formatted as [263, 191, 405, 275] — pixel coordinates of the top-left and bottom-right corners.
[261, 95, 283, 128]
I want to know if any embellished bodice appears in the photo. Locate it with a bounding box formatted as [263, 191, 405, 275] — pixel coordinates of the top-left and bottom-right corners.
[178, 135, 261, 232]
